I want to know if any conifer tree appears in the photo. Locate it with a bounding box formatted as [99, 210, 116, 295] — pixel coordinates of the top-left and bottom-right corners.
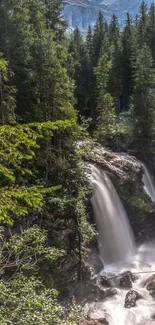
[108, 14, 122, 113]
[146, 2, 155, 61]
[137, 1, 148, 47]
[68, 27, 91, 117]
[94, 53, 116, 138]
[86, 25, 93, 60]
[0, 0, 75, 122]
[132, 44, 155, 152]
[92, 10, 106, 66]
[45, 0, 67, 41]
[121, 13, 133, 110]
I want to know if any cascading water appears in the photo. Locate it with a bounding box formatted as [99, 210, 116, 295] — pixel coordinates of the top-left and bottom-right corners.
[90, 165, 135, 264]
[142, 165, 155, 203]
[88, 164, 155, 325]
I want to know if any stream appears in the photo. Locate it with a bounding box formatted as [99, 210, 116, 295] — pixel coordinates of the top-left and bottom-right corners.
[89, 164, 155, 325]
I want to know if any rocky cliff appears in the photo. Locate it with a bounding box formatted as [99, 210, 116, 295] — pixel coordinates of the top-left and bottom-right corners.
[64, 0, 153, 30]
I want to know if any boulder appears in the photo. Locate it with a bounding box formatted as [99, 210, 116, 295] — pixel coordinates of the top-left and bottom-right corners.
[146, 274, 155, 291]
[119, 271, 135, 289]
[124, 290, 141, 308]
[98, 276, 112, 288]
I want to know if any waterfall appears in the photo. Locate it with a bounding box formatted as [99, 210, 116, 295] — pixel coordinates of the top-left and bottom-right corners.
[142, 165, 155, 203]
[90, 165, 135, 265]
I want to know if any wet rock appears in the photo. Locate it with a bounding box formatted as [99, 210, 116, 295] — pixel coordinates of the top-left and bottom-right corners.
[98, 276, 112, 288]
[84, 301, 109, 324]
[88, 246, 103, 275]
[119, 271, 135, 289]
[124, 290, 141, 308]
[81, 320, 109, 325]
[94, 286, 117, 301]
[73, 276, 117, 304]
[146, 274, 155, 291]
[104, 288, 117, 298]
[150, 290, 155, 299]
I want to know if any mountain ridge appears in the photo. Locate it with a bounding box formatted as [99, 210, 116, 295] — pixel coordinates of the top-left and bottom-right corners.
[63, 0, 154, 30]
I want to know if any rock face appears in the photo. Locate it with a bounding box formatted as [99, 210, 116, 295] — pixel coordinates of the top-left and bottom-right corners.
[72, 277, 117, 304]
[124, 290, 141, 308]
[85, 144, 155, 241]
[64, 0, 153, 30]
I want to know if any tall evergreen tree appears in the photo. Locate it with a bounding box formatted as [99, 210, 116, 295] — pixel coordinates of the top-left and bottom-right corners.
[146, 2, 155, 61]
[121, 13, 134, 110]
[132, 44, 155, 152]
[0, 0, 75, 122]
[108, 14, 122, 113]
[45, 0, 67, 40]
[137, 1, 148, 47]
[92, 10, 106, 66]
[86, 25, 93, 60]
[94, 53, 116, 138]
[68, 27, 92, 117]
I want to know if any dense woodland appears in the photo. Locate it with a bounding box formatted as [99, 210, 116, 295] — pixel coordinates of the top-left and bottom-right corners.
[0, 0, 155, 324]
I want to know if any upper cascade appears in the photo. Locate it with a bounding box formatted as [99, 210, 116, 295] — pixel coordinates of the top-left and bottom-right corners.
[63, 0, 153, 30]
[90, 164, 136, 265]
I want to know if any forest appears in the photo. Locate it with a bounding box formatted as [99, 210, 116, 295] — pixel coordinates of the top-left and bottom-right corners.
[0, 0, 155, 324]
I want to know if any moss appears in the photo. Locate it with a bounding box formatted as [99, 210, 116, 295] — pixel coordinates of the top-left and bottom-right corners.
[128, 195, 153, 213]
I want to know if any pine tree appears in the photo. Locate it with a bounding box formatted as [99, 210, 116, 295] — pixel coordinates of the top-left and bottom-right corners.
[137, 1, 148, 47]
[68, 28, 92, 117]
[94, 53, 116, 138]
[121, 13, 134, 110]
[0, 0, 75, 122]
[146, 2, 155, 61]
[108, 14, 122, 113]
[45, 0, 67, 41]
[86, 25, 93, 60]
[92, 10, 106, 66]
[132, 44, 155, 152]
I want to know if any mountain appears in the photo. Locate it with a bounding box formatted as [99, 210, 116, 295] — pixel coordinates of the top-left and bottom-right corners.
[63, 0, 154, 30]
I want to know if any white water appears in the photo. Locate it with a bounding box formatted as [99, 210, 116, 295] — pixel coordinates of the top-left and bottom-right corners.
[89, 165, 155, 325]
[90, 165, 135, 264]
[143, 165, 155, 203]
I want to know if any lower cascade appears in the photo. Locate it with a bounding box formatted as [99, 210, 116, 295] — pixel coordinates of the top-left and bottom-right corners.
[90, 165, 135, 265]
[88, 164, 155, 325]
[143, 165, 155, 203]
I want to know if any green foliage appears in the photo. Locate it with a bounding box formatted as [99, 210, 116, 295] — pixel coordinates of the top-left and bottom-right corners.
[128, 195, 153, 213]
[0, 118, 77, 180]
[0, 56, 16, 124]
[0, 185, 61, 225]
[0, 1, 95, 324]
[65, 304, 85, 325]
[0, 275, 63, 325]
[0, 226, 64, 274]
[76, 190, 95, 246]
